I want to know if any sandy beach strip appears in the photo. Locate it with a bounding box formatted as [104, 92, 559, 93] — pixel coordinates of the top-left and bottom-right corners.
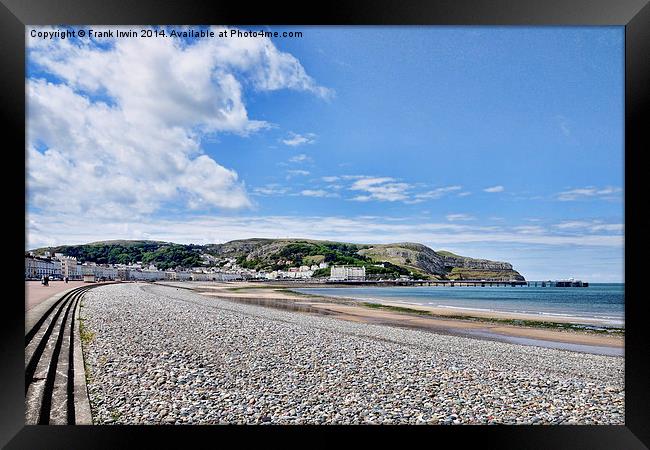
[160, 281, 624, 351]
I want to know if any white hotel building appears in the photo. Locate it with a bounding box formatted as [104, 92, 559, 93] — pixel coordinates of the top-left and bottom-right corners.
[329, 265, 366, 281]
[60, 256, 83, 280]
[25, 256, 62, 279]
[81, 263, 118, 280]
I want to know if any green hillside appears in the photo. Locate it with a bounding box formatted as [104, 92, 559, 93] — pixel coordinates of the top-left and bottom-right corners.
[31, 238, 525, 281]
[31, 240, 203, 270]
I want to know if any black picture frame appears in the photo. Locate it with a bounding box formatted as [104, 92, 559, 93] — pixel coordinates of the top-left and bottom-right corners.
[2, 0, 648, 448]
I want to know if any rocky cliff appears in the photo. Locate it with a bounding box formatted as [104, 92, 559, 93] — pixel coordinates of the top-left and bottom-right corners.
[436, 251, 523, 281]
[358, 244, 524, 281]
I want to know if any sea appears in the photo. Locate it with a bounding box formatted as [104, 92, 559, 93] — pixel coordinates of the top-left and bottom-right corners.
[296, 283, 625, 328]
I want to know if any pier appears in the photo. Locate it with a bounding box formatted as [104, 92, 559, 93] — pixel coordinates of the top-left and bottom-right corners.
[323, 279, 529, 287]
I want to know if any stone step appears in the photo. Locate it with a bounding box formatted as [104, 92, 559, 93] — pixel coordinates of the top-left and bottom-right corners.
[24, 285, 98, 425]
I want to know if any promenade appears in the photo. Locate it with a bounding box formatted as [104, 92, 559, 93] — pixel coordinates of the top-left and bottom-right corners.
[25, 280, 88, 311]
[25, 284, 97, 424]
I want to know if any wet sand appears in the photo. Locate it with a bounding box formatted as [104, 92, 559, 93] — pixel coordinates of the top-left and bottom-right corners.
[159, 281, 624, 355]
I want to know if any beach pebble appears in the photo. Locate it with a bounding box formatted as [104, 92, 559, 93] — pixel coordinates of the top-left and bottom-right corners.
[81, 283, 625, 425]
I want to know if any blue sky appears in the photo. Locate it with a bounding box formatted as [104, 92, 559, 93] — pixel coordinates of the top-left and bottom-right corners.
[26, 26, 624, 281]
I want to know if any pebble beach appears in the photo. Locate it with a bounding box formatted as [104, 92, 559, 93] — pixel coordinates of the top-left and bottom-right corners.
[81, 283, 624, 425]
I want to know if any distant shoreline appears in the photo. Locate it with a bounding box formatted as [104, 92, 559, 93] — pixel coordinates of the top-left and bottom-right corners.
[159, 281, 624, 356]
[293, 285, 624, 328]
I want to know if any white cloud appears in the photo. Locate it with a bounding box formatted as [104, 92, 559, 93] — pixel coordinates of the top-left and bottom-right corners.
[26, 26, 330, 219]
[286, 169, 310, 177]
[319, 176, 467, 204]
[26, 213, 624, 251]
[282, 132, 317, 147]
[351, 177, 394, 188]
[300, 189, 337, 198]
[27, 80, 252, 218]
[554, 221, 592, 229]
[514, 225, 545, 234]
[288, 154, 311, 163]
[349, 177, 410, 202]
[591, 223, 624, 232]
[483, 185, 505, 193]
[556, 186, 623, 201]
[252, 184, 290, 196]
[446, 214, 475, 222]
[414, 185, 462, 200]
[554, 221, 624, 233]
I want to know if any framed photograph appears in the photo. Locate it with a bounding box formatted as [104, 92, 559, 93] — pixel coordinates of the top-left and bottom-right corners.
[3, 0, 648, 448]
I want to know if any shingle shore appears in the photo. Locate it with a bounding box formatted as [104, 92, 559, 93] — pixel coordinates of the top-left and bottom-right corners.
[82, 283, 624, 425]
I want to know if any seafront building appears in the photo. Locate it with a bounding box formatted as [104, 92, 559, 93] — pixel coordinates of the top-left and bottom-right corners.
[25, 256, 62, 279]
[82, 262, 118, 280]
[265, 263, 317, 280]
[165, 270, 192, 281]
[188, 271, 241, 281]
[60, 256, 83, 280]
[26, 251, 329, 282]
[330, 265, 366, 281]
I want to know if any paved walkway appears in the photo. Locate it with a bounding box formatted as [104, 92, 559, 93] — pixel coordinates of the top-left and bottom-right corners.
[25, 280, 89, 311]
